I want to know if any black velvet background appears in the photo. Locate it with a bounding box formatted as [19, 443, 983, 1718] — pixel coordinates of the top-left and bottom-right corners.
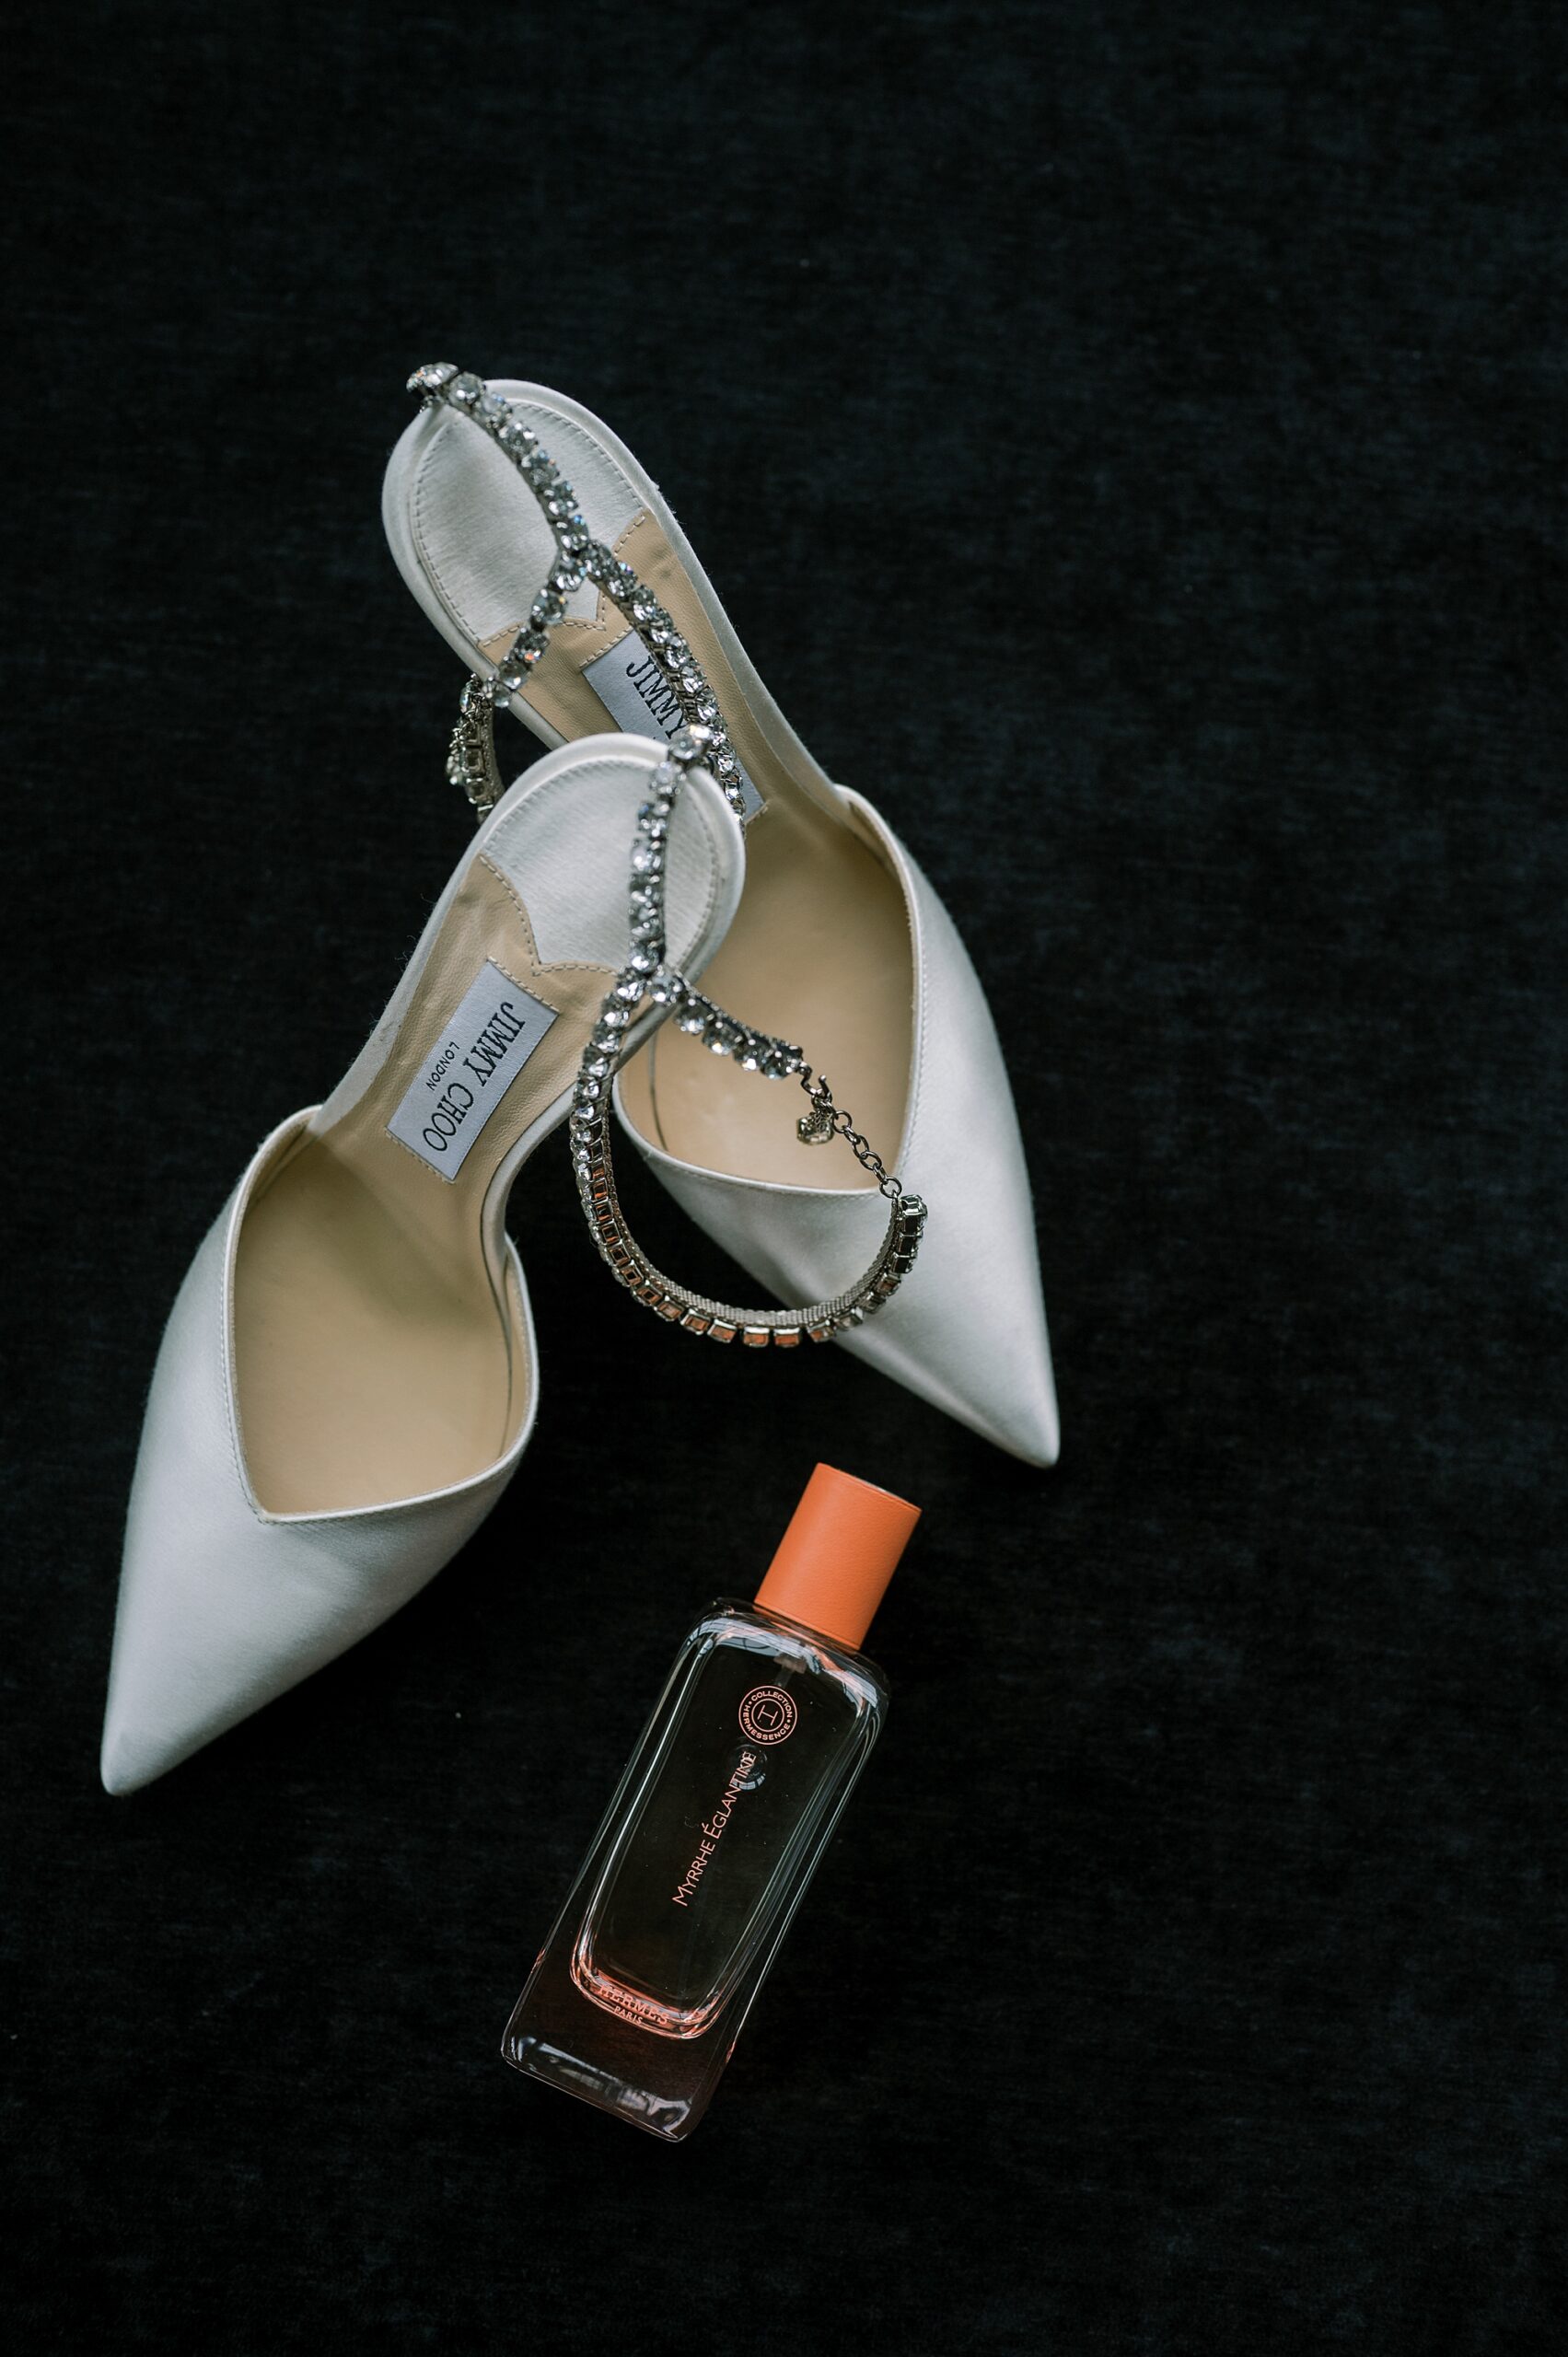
[4, 4, 1563, 2350]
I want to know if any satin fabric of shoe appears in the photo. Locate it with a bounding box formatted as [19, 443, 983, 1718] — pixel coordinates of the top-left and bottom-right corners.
[101, 1111, 538, 1794]
[614, 792, 1060, 1466]
[101, 740, 747, 1791]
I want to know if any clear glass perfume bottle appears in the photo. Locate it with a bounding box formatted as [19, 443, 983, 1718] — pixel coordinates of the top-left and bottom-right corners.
[502, 1464, 920, 2141]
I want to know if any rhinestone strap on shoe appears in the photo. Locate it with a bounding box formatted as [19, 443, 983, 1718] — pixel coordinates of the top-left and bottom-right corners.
[409, 365, 927, 1344]
[412, 361, 752, 824]
[567, 731, 927, 1345]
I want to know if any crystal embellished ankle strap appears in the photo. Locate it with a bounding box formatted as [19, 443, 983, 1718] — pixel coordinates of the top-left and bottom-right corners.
[407, 365, 927, 1343]
[409, 361, 752, 825]
[567, 730, 926, 1345]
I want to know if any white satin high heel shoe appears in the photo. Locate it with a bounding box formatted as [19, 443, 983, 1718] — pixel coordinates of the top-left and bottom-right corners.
[101, 735, 744, 1794]
[385, 366, 1060, 1465]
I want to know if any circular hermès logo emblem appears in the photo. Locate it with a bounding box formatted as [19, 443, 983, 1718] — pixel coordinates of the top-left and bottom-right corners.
[738, 1684, 797, 1745]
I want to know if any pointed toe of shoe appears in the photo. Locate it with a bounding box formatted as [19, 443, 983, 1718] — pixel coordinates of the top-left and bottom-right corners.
[100, 1115, 536, 1791]
[99, 1503, 434, 1797]
[100, 1707, 207, 1798]
[1004, 1366, 1061, 1469]
[100, 1470, 400, 1797]
[843, 1248, 1061, 1469]
[606, 1101, 1061, 1467]
[838, 792, 1061, 1465]
[611, 792, 1061, 1464]
[99, 1723, 160, 1798]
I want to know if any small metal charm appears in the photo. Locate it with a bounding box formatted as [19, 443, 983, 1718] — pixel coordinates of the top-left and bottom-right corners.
[796, 1076, 837, 1144]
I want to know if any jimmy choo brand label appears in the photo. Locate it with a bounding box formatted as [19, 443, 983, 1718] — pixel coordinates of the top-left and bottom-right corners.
[583, 630, 766, 819]
[386, 961, 558, 1178]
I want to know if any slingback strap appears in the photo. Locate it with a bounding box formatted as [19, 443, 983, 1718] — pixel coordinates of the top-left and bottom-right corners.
[410, 362, 752, 823]
[408, 366, 927, 1338]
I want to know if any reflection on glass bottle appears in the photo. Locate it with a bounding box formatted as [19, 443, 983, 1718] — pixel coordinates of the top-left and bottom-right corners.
[502, 1465, 921, 2141]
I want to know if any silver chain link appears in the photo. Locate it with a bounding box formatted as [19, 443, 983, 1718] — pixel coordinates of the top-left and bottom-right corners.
[796, 1071, 903, 1197]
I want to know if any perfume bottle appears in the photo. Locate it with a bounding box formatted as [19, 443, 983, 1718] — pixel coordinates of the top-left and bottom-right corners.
[502, 1464, 920, 2141]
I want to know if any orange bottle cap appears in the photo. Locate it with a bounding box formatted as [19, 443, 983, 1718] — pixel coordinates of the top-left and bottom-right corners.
[753, 1464, 921, 1651]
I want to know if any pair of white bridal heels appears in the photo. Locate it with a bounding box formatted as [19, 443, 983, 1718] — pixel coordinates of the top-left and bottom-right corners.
[99, 366, 1059, 1794]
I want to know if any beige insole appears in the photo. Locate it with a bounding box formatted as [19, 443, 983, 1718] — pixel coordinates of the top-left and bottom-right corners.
[233, 860, 612, 1515]
[482, 510, 913, 1186]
